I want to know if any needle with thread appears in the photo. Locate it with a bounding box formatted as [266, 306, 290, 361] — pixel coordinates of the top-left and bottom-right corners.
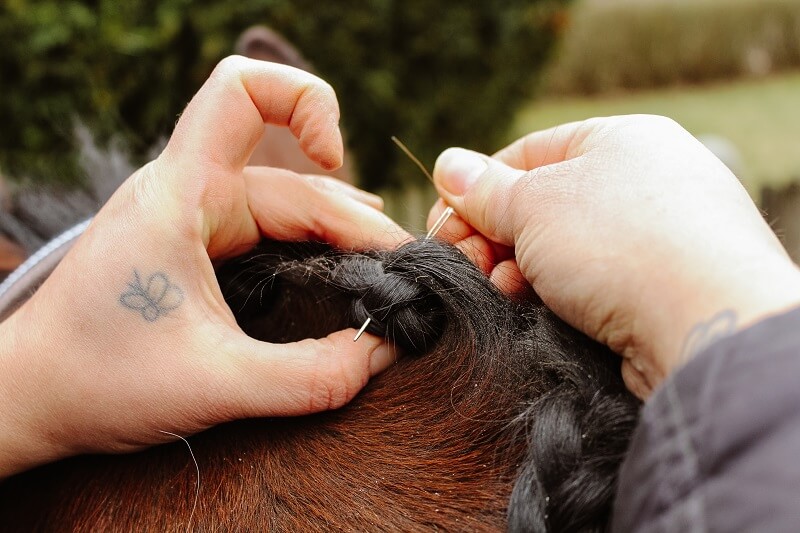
[353, 138, 454, 342]
[389, 136, 455, 239]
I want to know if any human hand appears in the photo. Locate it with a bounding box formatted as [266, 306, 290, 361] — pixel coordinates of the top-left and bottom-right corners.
[428, 115, 800, 398]
[0, 56, 409, 478]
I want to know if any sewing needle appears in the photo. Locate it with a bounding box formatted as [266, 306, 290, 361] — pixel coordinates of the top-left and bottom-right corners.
[354, 138, 454, 343]
[425, 206, 454, 240]
[353, 317, 372, 342]
[353, 206, 454, 342]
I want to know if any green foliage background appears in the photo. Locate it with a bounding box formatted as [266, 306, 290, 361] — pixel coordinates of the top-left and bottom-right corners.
[0, 1, 567, 189]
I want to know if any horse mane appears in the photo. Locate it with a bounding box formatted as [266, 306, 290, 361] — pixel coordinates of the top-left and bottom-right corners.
[0, 239, 639, 532]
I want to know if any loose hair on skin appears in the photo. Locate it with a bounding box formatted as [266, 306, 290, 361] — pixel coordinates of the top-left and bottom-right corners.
[0, 239, 640, 532]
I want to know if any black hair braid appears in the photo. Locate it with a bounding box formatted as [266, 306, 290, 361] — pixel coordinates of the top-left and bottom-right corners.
[218, 239, 640, 532]
[221, 239, 497, 354]
[508, 311, 640, 532]
[332, 253, 447, 352]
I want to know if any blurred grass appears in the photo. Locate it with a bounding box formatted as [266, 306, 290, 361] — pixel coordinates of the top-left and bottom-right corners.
[545, 0, 800, 95]
[512, 72, 800, 195]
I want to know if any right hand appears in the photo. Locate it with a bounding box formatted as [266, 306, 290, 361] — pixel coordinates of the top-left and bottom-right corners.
[429, 115, 800, 398]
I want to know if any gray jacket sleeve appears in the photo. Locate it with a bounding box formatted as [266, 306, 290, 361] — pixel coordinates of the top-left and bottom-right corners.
[612, 307, 800, 532]
[0, 220, 90, 322]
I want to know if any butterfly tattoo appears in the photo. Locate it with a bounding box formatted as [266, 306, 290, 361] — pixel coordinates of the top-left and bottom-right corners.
[120, 270, 185, 322]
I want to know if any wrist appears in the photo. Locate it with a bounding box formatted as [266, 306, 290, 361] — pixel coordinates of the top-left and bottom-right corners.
[0, 306, 63, 478]
[647, 255, 800, 383]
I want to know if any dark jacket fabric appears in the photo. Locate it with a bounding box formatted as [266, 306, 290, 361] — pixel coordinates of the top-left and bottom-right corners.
[613, 307, 800, 532]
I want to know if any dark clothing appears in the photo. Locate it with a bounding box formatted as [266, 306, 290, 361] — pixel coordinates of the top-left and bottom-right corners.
[613, 307, 800, 532]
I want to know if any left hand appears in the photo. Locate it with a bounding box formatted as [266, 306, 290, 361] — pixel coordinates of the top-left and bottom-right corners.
[0, 56, 409, 478]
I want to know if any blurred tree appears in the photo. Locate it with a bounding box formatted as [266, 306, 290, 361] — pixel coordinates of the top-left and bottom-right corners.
[0, 0, 568, 189]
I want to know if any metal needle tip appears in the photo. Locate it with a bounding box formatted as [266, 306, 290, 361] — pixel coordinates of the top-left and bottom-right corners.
[353, 317, 372, 342]
[425, 206, 455, 240]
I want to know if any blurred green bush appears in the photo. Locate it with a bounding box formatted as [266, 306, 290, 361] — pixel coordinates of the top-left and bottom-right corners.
[546, 0, 800, 95]
[0, 0, 568, 189]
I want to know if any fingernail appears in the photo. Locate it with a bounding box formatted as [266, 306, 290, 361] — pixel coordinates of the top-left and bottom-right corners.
[369, 342, 397, 376]
[435, 148, 487, 196]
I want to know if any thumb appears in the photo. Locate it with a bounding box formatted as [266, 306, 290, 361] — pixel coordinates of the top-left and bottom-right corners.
[218, 329, 397, 419]
[433, 147, 543, 247]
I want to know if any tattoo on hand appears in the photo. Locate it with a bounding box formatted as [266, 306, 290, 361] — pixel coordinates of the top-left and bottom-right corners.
[120, 270, 184, 322]
[680, 309, 738, 361]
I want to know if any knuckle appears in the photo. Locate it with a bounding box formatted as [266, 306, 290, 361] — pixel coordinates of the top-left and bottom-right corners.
[301, 336, 365, 412]
[313, 79, 337, 101]
[208, 55, 247, 86]
[639, 114, 679, 128]
[303, 78, 339, 112]
[617, 114, 682, 135]
[637, 114, 682, 133]
[578, 114, 687, 153]
[214, 54, 246, 75]
[313, 372, 350, 411]
[305, 174, 337, 194]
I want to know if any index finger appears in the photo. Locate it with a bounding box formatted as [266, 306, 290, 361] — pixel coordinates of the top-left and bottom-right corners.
[243, 167, 412, 252]
[162, 55, 343, 175]
[492, 120, 592, 170]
